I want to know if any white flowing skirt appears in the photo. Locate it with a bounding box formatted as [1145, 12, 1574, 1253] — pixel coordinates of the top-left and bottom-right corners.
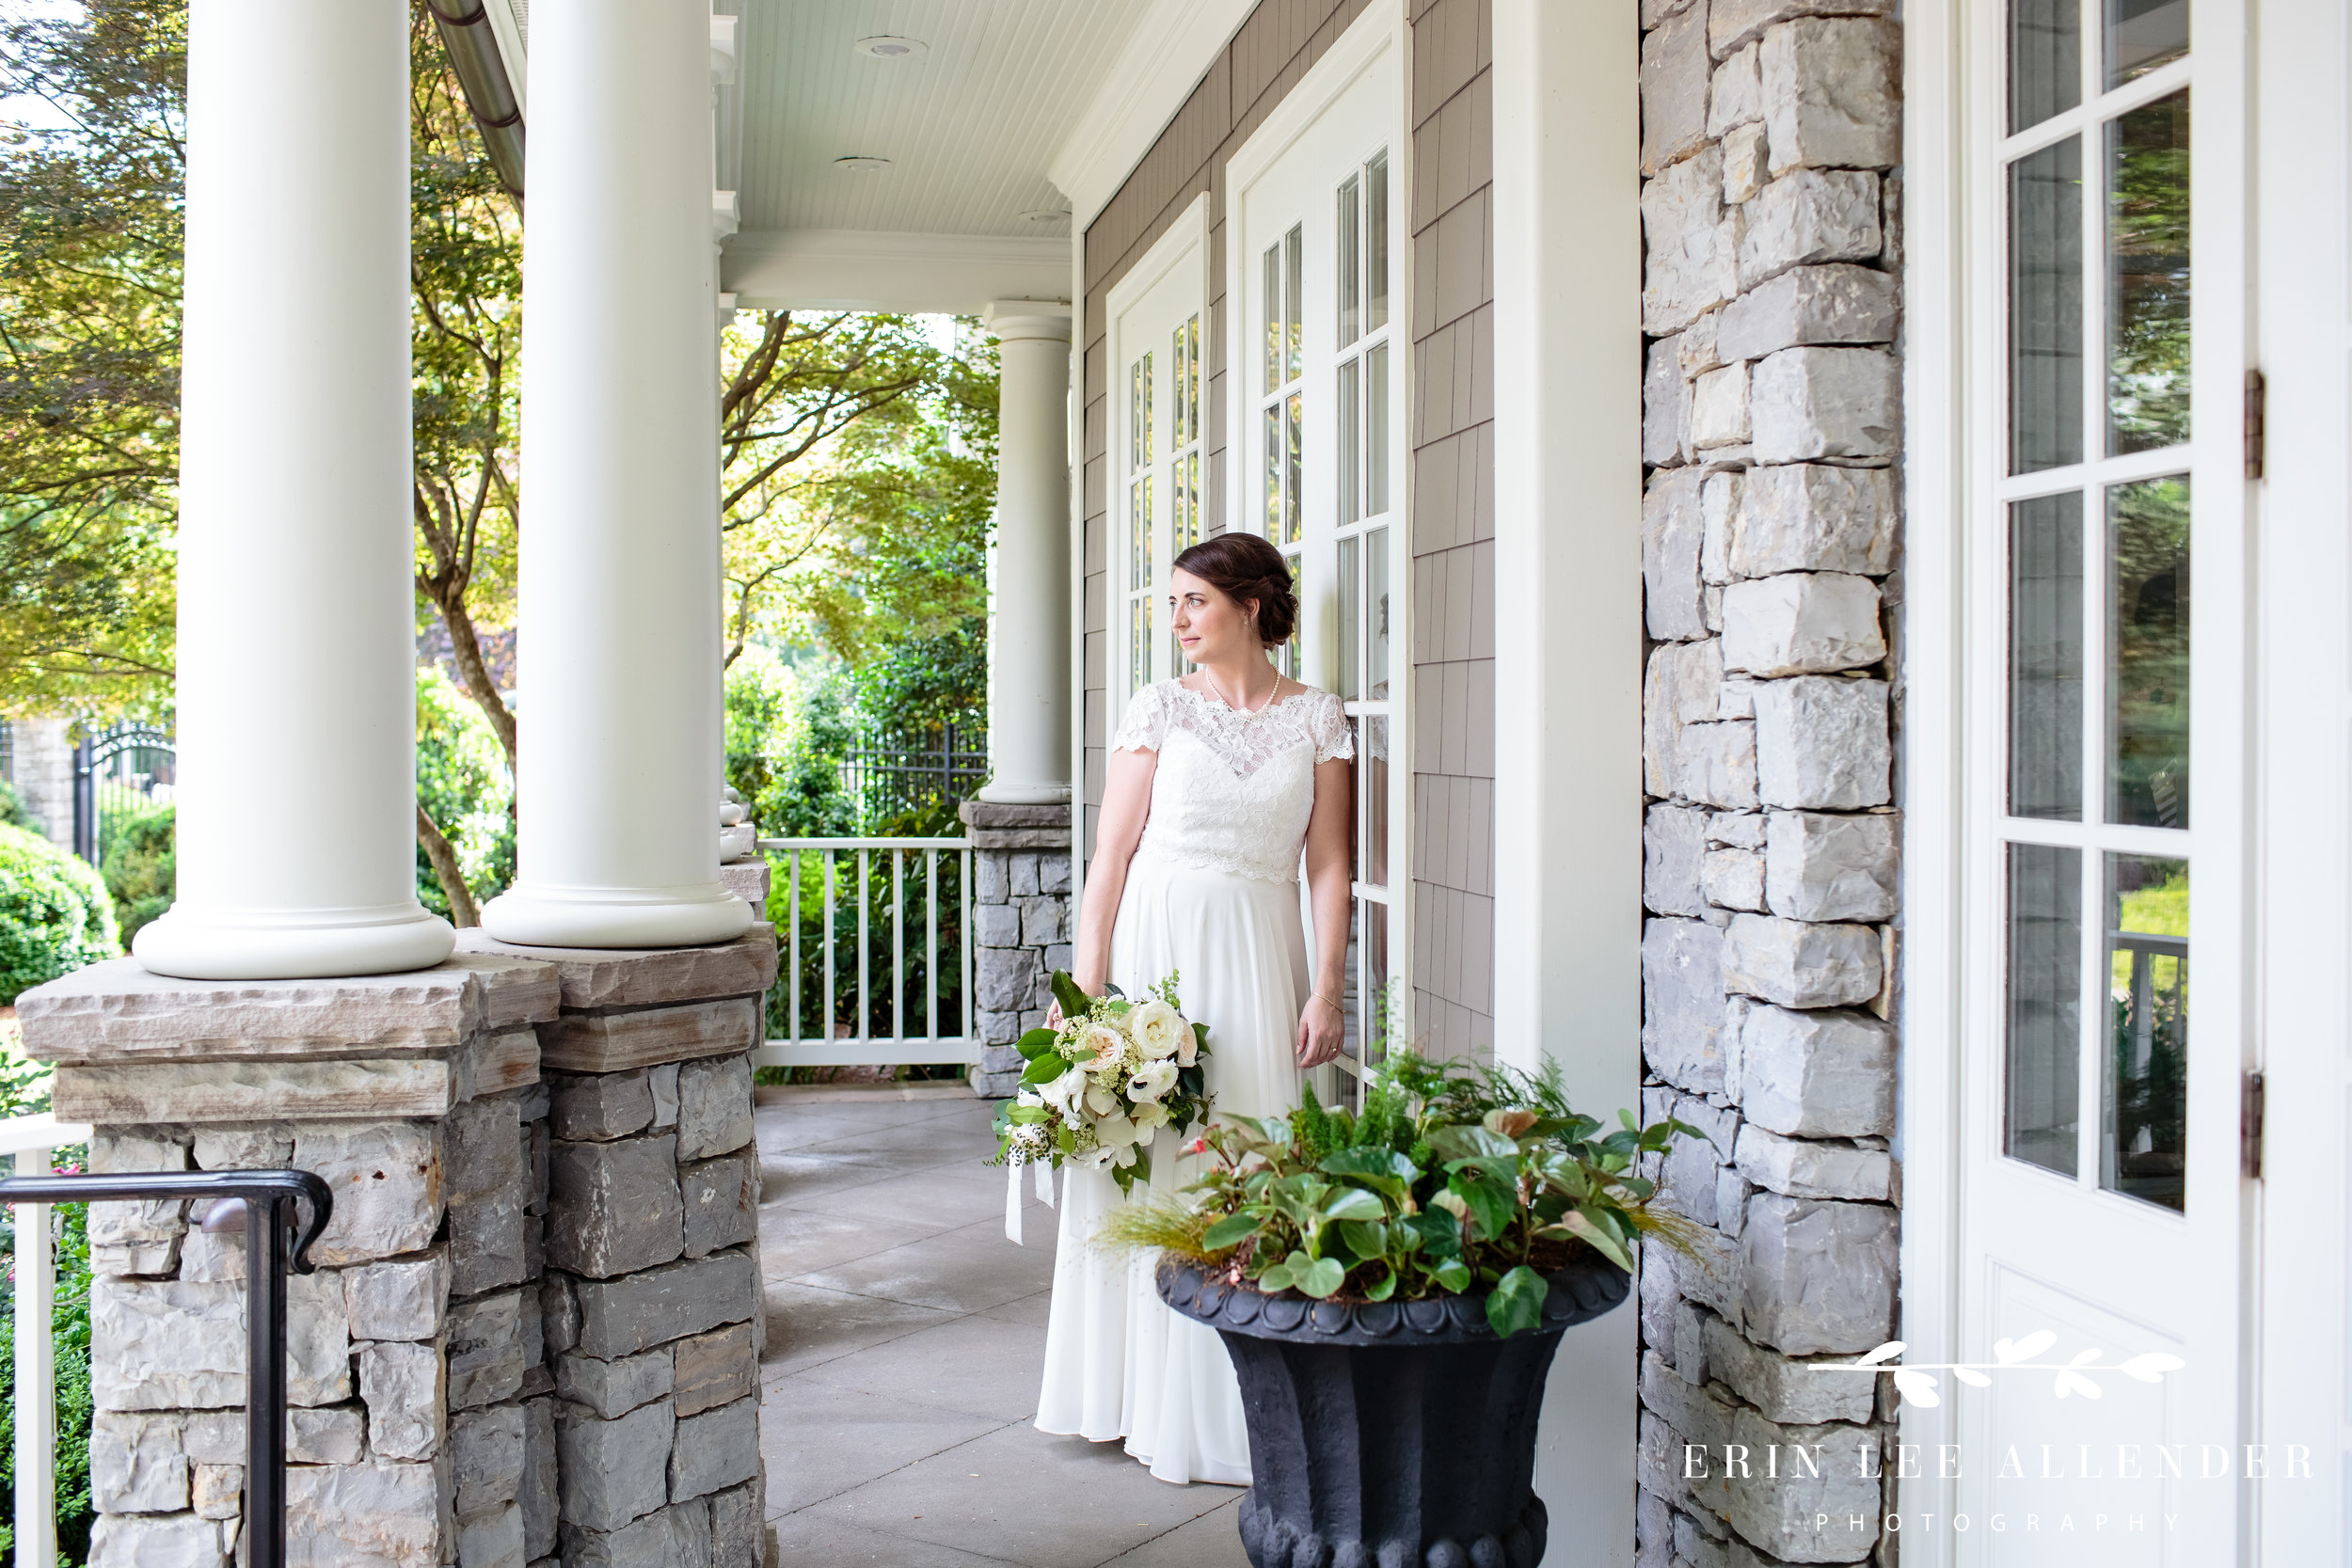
[1033, 850, 1308, 1484]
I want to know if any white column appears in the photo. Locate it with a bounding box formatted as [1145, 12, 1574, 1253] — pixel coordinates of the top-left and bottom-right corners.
[480, 0, 751, 949]
[134, 0, 453, 980]
[977, 302, 1074, 805]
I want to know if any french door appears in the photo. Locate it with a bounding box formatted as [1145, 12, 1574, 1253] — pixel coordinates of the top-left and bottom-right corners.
[1226, 8, 1407, 1095]
[1952, 0, 2246, 1555]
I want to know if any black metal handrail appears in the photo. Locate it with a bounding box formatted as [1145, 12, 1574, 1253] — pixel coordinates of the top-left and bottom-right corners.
[0, 1169, 333, 1568]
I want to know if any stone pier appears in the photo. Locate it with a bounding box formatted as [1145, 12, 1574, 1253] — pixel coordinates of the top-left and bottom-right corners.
[17, 927, 778, 1568]
[959, 801, 1073, 1099]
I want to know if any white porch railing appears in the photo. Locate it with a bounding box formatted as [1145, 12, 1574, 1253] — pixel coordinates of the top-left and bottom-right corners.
[752, 838, 977, 1069]
[2, 1111, 93, 1568]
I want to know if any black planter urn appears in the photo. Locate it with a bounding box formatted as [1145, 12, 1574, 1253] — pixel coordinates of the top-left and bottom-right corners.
[1156, 1254, 1631, 1568]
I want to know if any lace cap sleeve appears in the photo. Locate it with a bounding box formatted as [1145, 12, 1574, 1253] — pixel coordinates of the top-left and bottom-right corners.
[1112, 682, 1173, 752]
[1311, 691, 1355, 763]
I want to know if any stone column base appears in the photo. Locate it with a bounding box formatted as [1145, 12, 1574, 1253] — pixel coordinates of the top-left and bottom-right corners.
[960, 801, 1073, 1098]
[19, 926, 781, 1568]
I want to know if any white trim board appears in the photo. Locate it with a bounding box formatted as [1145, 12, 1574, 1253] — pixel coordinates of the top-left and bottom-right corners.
[721, 230, 1069, 313]
[1488, 0, 1642, 1560]
[1891, 0, 1964, 1552]
[1048, 0, 1257, 230]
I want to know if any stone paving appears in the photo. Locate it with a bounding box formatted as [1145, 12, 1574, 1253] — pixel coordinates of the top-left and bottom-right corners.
[756, 1085, 1250, 1567]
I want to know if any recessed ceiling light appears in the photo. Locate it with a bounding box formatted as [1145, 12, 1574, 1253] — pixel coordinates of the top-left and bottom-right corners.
[834, 155, 893, 172]
[1017, 209, 1071, 226]
[854, 36, 927, 59]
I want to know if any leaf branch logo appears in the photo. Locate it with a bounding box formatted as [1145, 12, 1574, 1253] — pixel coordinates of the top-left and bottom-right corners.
[1817, 1333, 2186, 1409]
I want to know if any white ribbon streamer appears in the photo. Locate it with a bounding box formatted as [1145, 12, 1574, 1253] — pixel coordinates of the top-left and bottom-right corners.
[1005, 1155, 1060, 1246]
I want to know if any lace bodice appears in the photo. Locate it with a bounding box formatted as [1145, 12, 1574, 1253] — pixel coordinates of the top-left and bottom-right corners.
[1112, 679, 1354, 883]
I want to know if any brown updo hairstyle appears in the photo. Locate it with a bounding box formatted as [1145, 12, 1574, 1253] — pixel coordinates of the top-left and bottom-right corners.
[1171, 532, 1298, 647]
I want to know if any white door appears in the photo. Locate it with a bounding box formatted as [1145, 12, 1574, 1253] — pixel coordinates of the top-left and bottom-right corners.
[1225, 8, 1408, 1092]
[1948, 0, 2247, 1555]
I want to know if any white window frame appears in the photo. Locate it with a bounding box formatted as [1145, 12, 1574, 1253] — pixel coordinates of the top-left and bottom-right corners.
[1223, 1, 1411, 1082]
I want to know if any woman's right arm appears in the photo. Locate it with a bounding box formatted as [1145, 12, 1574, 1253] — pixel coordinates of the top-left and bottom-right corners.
[1067, 745, 1156, 1000]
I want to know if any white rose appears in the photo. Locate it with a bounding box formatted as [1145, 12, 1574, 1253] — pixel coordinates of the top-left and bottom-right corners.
[1041, 1067, 1088, 1117]
[1130, 1001, 1186, 1060]
[1125, 1059, 1180, 1103]
[1176, 1024, 1199, 1068]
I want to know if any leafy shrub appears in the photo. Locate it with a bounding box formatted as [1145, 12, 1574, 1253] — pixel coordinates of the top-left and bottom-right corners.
[98, 801, 173, 945]
[0, 1051, 92, 1564]
[0, 783, 31, 831]
[415, 669, 515, 919]
[0, 824, 117, 1005]
[725, 648, 854, 839]
[1105, 1050, 1698, 1338]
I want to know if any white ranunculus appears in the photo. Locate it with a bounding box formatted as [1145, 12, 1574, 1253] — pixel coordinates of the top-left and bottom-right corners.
[1130, 1001, 1186, 1059]
[1085, 1085, 1121, 1117]
[1131, 1101, 1170, 1132]
[1095, 1114, 1140, 1148]
[1080, 1022, 1128, 1070]
[1125, 1059, 1180, 1103]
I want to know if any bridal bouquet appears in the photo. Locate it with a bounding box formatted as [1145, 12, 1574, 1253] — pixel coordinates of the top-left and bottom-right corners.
[993, 971, 1211, 1196]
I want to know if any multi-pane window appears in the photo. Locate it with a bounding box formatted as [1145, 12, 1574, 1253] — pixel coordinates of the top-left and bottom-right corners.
[2001, 0, 2191, 1211]
[1127, 350, 1155, 694]
[1168, 315, 1203, 676]
[1124, 314, 1205, 694]
[1261, 223, 1305, 675]
[1332, 152, 1394, 1074]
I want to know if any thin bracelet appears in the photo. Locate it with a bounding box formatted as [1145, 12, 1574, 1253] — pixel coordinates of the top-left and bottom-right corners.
[1311, 989, 1343, 1010]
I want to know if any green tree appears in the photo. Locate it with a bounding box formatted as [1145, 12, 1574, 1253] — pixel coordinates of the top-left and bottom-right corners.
[722, 315, 997, 670]
[0, 0, 183, 716]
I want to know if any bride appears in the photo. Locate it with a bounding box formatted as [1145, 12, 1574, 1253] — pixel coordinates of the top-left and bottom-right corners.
[1034, 531, 1354, 1485]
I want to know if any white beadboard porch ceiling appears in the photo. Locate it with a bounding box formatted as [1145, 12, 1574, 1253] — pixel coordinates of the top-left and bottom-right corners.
[729, 0, 1143, 242]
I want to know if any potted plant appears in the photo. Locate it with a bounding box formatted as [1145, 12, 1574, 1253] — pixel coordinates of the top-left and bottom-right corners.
[1108, 1051, 1696, 1568]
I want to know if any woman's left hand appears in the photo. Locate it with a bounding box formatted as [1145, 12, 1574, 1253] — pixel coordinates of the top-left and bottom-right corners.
[1295, 991, 1344, 1069]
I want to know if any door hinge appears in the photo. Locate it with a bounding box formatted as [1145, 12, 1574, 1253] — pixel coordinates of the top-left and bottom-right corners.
[2245, 369, 2266, 481]
[2241, 1069, 2265, 1179]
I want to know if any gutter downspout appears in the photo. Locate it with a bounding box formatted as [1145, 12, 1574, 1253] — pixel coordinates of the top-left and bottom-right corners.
[424, 0, 526, 204]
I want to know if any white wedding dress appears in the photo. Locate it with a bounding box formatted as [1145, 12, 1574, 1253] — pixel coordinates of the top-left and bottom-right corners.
[1034, 677, 1353, 1485]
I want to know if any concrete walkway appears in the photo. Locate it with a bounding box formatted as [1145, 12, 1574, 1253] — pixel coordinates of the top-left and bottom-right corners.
[755, 1085, 1252, 1567]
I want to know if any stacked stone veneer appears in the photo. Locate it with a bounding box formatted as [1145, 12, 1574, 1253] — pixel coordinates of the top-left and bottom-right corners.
[18, 927, 778, 1568]
[963, 800, 1073, 1099]
[1633, 0, 1903, 1563]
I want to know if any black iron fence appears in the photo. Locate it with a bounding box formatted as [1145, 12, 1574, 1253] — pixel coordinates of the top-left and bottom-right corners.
[836, 722, 986, 828]
[73, 722, 176, 867]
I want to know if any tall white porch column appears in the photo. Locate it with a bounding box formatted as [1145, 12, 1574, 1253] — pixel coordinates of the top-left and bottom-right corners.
[977, 302, 1074, 805]
[480, 0, 751, 949]
[134, 0, 453, 980]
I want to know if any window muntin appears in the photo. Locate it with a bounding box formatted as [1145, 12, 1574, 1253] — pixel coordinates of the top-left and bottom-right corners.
[1998, 0, 2191, 1212]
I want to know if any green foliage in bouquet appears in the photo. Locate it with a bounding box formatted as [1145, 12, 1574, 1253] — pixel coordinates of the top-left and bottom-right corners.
[992, 971, 1212, 1196]
[1104, 1048, 1701, 1339]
